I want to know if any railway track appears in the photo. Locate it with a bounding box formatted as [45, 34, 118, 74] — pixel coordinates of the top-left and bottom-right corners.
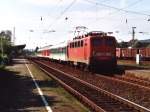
[37, 59, 150, 109]
[30, 58, 150, 112]
[114, 75, 150, 89]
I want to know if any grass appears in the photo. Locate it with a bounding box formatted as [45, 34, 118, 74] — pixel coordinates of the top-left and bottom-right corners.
[0, 65, 5, 70]
[28, 63, 89, 112]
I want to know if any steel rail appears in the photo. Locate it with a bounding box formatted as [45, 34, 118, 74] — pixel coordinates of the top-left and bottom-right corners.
[95, 73, 150, 91]
[114, 75, 150, 88]
[32, 60, 106, 112]
[31, 59, 150, 112]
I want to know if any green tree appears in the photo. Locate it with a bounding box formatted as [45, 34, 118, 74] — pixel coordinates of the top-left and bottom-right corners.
[0, 30, 12, 64]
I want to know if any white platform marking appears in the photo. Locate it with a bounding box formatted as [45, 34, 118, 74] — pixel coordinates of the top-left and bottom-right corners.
[24, 60, 52, 112]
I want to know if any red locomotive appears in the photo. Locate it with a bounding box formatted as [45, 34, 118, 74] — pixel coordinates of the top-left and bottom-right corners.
[37, 31, 117, 71]
[68, 31, 117, 71]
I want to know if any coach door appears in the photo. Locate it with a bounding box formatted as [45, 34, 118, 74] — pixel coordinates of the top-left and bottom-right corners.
[84, 39, 88, 60]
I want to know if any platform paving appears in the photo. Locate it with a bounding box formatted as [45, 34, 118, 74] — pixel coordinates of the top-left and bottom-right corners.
[0, 59, 47, 112]
[0, 58, 88, 112]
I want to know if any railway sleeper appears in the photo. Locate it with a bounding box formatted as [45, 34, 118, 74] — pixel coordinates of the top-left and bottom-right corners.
[32, 59, 150, 112]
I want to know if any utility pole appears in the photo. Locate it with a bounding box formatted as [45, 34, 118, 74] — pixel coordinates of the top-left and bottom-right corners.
[132, 27, 136, 40]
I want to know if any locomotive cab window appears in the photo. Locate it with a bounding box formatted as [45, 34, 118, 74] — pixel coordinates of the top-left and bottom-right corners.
[81, 40, 83, 47]
[72, 42, 75, 48]
[71, 43, 74, 48]
[78, 41, 80, 47]
[75, 42, 77, 47]
[70, 43, 72, 48]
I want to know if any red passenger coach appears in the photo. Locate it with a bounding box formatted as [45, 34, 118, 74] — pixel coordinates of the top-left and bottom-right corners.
[42, 50, 50, 56]
[37, 45, 51, 58]
[68, 31, 117, 71]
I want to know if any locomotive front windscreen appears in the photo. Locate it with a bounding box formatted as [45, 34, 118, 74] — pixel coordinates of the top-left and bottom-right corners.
[92, 39, 103, 46]
[91, 37, 116, 57]
[90, 36, 117, 68]
[92, 38, 115, 46]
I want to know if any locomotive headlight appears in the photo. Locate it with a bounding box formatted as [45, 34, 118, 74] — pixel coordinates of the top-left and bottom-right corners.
[96, 52, 104, 56]
[106, 52, 111, 56]
[94, 52, 112, 56]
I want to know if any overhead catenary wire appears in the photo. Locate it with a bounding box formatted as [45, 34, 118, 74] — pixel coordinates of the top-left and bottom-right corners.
[85, 0, 145, 26]
[48, 0, 77, 29]
[41, 0, 65, 32]
[82, 0, 142, 31]
[109, 0, 144, 36]
[46, 0, 145, 33]
[84, 0, 149, 16]
[82, 0, 147, 41]
[85, 0, 144, 30]
[44, 0, 149, 38]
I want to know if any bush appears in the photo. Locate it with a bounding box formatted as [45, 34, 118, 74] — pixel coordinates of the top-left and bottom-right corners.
[0, 54, 11, 65]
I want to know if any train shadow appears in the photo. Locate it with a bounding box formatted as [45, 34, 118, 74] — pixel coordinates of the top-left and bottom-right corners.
[93, 66, 125, 76]
[117, 64, 150, 71]
[110, 64, 150, 76]
[0, 68, 59, 111]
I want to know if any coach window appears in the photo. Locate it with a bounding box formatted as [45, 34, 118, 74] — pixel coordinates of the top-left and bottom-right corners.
[62, 48, 64, 53]
[54, 48, 59, 53]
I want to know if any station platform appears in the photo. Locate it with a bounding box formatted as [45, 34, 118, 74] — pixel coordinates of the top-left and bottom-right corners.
[0, 58, 88, 112]
[0, 59, 48, 112]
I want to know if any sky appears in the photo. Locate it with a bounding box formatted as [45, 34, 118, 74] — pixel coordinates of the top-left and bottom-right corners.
[0, 0, 150, 49]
